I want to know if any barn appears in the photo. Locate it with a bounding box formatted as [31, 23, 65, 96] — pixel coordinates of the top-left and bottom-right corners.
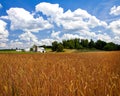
[24, 48, 30, 52]
[32, 45, 46, 53]
[16, 49, 22, 52]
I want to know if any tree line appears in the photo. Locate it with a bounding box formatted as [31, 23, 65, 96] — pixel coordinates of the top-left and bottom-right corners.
[51, 39, 120, 52]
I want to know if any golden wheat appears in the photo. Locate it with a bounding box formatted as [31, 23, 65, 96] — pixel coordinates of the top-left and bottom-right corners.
[0, 51, 120, 96]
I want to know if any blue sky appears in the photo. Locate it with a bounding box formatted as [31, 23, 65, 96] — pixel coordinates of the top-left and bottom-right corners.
[0, 0, 120, 48]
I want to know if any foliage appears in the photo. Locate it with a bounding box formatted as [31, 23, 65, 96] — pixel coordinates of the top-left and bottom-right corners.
[52, 41, 64, 52]
[117, 45, 120, 50]
[95, 40, 107, 50]
[81, 39, 89, 47]
[62, 40, 69, 49]
[103, 42, 117, 51]
[51, 38, 120, 52]
[52, 41, 58, 51]
[89, 39, 95, 48]
[56, 43, 64, 52]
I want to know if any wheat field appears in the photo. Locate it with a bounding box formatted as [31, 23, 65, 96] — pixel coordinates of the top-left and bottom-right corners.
[0, 51, 120, 96]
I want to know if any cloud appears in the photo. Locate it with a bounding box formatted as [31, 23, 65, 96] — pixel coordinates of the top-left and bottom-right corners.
[109, 19, 120, 34]
[97, 33, 111, 42]
[113, 36, 120, 44]
[40, 39, 54, 46]
[36, 2, 63, 18]
[57, 9, 90, 30]
[8, 31, 40, 48]
[110, 6, 120, 16]
[6, 8, 53, 32]
[62, 34, 81, 40]
[60, 9, 107, 30]
[36, 3, 108, 31]
[0, 20, 9, 47]
[0, 3, 2, 9]
[9, 40, 24, 49]
[51, 30, 61, 39]
[36, 2, 109, 44]
[19, 31, 38, 43]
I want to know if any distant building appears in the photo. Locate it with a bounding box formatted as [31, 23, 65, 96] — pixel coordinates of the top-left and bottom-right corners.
[32, 45, 46, 53]
[16, 49, 22, 52]
[24, 48, 30, 52]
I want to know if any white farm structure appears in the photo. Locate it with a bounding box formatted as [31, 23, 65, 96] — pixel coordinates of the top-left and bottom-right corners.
[22, 45, 46, 53]
[32, 46, 46, 53]
[16, 49, 22, 52]
[24, 48, 30, 52]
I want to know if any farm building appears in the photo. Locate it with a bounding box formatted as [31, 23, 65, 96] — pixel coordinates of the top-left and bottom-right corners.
[24, 48, 30, 52]
[16, 49, 22, 52]
[32, 45, 46, 53]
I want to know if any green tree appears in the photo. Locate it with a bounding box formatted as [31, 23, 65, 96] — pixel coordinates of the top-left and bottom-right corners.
[81, 39, 89, 48]
[52, 41, 58, 51]
[117, 45, 120, 50]
[89, 39, 95, 48]
[74, 38, 80, 49]
[57, 43, 64, 52]
[103, 42, 117, 51]
[95, 40, 106, 50]
[68, 39, 75, 49]
[62, 40, 69, 49]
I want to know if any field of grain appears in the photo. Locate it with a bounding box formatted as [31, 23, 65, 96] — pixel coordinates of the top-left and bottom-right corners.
[0, 51, 120, 96]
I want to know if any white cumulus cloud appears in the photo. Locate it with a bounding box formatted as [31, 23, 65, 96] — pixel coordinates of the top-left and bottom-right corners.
[19, 31, 38, 43]
[62, 34, 80, 40]
[60, 9, 107, 30]
[40, 38, 54, 46]
[9, 40, 23, 49]
[0, 20, 9, 47]
[36, 3, 108, 31]
[110, 6, 120, 16]
[36, 2, 63, 18]
[6, 8, 53, 32]
[109, 19, 120, 34]
[51, 30, 61, 39]
[113, 36, 120, 44]
[97, 33, 111, 42]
